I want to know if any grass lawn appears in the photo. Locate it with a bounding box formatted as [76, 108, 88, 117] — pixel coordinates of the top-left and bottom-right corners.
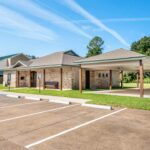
[0, 84, 6, 90]
[123, 83, 150, 88]
[3, 87, 150, 111]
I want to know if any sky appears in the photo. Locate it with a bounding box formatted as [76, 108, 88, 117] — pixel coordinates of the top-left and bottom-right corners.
[0, 0, 150, 57]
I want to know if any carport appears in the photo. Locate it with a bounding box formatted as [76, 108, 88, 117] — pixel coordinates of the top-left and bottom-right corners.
[75, 49, 150, 97]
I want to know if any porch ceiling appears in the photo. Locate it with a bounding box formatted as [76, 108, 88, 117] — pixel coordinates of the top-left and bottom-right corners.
[81, 57, 150, 71]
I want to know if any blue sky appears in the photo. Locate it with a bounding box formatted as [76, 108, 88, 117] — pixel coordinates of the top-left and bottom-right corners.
[0, 0, 150, 57]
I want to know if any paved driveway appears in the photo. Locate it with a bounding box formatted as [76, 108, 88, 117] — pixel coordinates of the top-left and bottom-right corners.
[86, 88, 150, 98]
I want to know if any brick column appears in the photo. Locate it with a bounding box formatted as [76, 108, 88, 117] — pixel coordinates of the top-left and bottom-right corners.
[109, 70, 112, 90]
[60, 68, 63, 90]
[79, 66, 83, 93]
[43, 69, 45, 89]
[16, 71, 19, 87]
[139, 60, 144, 98]
[120, 70, 123, 88]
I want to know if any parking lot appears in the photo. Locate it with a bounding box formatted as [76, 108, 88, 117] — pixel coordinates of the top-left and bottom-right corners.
[0, 95, 149, 150]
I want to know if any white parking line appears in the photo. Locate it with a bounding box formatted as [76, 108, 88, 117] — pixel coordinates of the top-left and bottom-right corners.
[25, 108, 127, 149]
[0, 104, 79, 123]
[0, 101, 44, 109]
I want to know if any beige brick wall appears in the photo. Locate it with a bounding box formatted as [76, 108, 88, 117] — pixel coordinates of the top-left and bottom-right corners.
[45, 68, 60, 89]
[44, 67, 79, 90]
[19, 71, 30, 87]
[15, 67, 76, 89]
[94, 71, 109, 89]
[17, 67, 80, 90]
[83, 70, 120, 89]
[72, 67, 79, 89]
[3, 68, 120, 90]
[62, 67, 72, 89]
[3, 70, 17, 87]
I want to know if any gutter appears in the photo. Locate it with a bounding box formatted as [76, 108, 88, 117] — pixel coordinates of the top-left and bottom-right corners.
[4, 64, 80, 71]
[74, 56, 145, 65]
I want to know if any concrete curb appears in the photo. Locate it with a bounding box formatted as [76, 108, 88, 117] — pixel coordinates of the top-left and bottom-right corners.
[82, 103, 112, 110]
[25, 96, 42, 101]
[6, 94, 21, 99]
[49, 99, 71, 105]
[0, 94, 6, 97]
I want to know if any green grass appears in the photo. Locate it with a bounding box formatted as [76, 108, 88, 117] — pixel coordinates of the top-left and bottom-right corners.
[123, 83, 150, 88]
[4, 88, 150, 111]
[0, 84, 6, 90]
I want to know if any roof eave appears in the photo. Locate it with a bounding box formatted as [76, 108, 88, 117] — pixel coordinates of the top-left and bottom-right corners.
[74, 56, 146, 65]
[4, 64, 80, 71]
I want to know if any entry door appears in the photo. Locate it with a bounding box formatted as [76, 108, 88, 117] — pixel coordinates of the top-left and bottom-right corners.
[85, 70, 90, 89]
[31, 71, 37, 87]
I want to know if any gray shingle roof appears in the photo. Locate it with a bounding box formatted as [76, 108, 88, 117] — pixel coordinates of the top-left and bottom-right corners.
[0, 54, 18, 61]
[75, 48, 145, 64]
[0, 54, 20, 69]
[13, 50, 82, 68]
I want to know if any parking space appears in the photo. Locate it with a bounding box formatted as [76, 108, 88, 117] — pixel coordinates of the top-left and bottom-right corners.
[34, 109, 149, 150]
[0, 95, 36, 107]
[0, 95, 149, 150]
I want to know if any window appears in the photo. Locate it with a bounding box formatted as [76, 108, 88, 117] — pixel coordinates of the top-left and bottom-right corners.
[7, 73, 11, 82]
[98, 73, 101, 78]
[102, 73, 105, 78]
[106, 73, 108, 78]
[20, 77, 25, 80]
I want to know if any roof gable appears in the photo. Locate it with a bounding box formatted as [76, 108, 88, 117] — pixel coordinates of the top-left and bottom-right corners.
[64, 50, 79, 57]
[12, 61, 29, 68]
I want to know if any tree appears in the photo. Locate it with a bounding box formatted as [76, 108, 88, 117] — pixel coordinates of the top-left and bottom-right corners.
[26, 55, 37, 59]
[131, 36, 150, 56]
[86, 36, 104, 57]
[125, 36, 150, 83]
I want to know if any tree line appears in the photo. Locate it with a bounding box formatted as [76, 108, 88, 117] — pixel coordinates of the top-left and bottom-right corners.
[86, 36, 150, 83]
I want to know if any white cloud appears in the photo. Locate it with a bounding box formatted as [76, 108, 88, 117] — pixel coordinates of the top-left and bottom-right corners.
[2, 0, 92, 39]
[63, 0, 129, 47]
[102, 17, 150, 22]
[0, 5, 57, 42]
[70, 17, 150, 23]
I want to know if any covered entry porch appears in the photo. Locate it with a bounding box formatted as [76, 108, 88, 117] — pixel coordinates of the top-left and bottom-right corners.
[16, 68, 64, 90]
[76, 49, 150, 98]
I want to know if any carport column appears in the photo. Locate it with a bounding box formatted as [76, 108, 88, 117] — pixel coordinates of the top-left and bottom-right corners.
[43, 69, 45, 89]
[109, 70, 112, 90]
[139, 60, 144, 97]
[137, 71, 140, 88]
[28, 70, 31, 87]
[60, 68, 63, 90]
[16, 71, 19, 87]
[120, 70, 123, 88]
[79, 66, 83, 93]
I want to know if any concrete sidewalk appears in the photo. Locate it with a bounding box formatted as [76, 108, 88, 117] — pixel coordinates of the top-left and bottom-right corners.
[0, 91, 89, 104]
[85, 88, 150, 98]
